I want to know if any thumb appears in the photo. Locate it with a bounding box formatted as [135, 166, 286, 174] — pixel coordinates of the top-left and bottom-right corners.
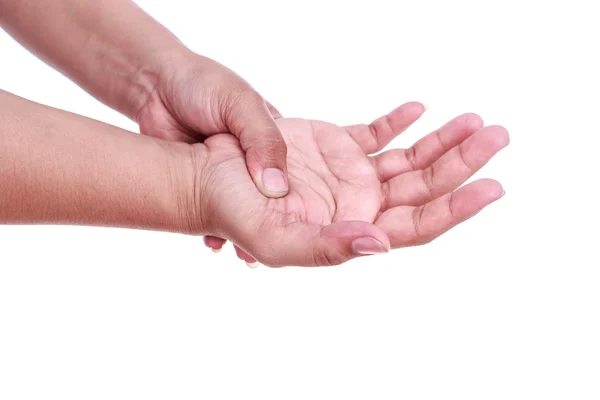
[227, 91, 289, 198]
[256, 221, 390, 267]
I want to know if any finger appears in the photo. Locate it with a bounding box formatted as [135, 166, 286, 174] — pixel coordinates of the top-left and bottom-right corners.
[375, 179, 504, 248]
[203, 235, 259, 267]
[381, 125, 509, 209]
[371, 113, 483, 182]
[228, 90, 289, 198]
[203, 236, 227, 252]
[234, 245, 259, 267]
[246, 221, 390, 267]
[344, 102, 426, 154]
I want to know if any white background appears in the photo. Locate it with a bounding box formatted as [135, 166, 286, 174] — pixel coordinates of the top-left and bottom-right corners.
[1, 0, 599, 398]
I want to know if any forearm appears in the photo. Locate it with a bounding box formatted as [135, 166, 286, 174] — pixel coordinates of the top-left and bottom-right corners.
[0, 89, 193, 232]
[0, 0, 188, 120]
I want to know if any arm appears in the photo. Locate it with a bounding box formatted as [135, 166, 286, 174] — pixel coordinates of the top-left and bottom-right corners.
[0, 0, 183, 119]
[0, 89, 193, 231]
[0, 0, 290, 198]
[0, 89, 507, 267]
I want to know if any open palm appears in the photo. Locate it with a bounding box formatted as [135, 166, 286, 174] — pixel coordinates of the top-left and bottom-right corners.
[198, 103, 508, 267]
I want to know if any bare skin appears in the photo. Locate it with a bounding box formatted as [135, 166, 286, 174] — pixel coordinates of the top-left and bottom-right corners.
[192, 103, 509, 266]
[0, 0, 289, 197]
[0, 91, 508, 267]
[0, 0, 509, 266]
[0, 90, 189, 232]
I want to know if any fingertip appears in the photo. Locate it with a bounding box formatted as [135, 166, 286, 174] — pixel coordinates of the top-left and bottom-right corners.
[322, 220, 391, 255]
[472, 178, 505, 202]
[351, 237, 389, 255]
[234, 245, 257, 264]
[461, 113, 485, 131]
[490, 181, 505, 202]
[383, 102, 428, 136]
[258, 167, 289, 198]
[486, 125, 510, 148]
[245, 150, 290, 198]
[393, 101, 428, 118]
[447, 179, 504, 219]
[204, 236, 226, 251]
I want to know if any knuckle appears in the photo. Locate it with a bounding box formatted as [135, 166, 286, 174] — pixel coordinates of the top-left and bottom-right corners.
[244, 89, 264, 104]
[231, 86, 262, 107]
[447, 192, 458, 220]
[247, 136, 288, 166]
[312, 247, 346, 267]
[457, 142, 472, 170]
[253, 136, 287, 156]
[312, 249, 330, 267]
[411, 205, 425, 239]
[422, 168, 436, 198]
[406, 145, 418, 170]
[222, 83, 256, 115]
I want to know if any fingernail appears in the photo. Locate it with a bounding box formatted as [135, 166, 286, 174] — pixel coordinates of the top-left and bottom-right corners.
[422, 103, 428, 111]
[351, 237, 388, 255]
[211, 247, 222, 253]
[246, 261, 260, 269]
[500, 189, 506, 198]
[262, 168, 288, 194]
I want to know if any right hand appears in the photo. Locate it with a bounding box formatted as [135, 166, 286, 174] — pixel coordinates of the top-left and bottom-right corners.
[136, 52, 289, 198]
[182, 103, 509, 267]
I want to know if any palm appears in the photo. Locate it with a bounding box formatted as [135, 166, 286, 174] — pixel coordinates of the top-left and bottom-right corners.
[201, 104, 509, 267]
[273, 118, 382, 224]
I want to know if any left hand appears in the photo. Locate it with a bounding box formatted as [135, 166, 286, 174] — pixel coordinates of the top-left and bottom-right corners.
[136, 51, 289, 198]
[198, 102, 509, 266]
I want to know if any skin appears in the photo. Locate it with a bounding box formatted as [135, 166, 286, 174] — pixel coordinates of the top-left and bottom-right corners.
[0, 90, 190, 232]
[195, 103, 509, 266]
[0, 0, 509, 266]
[0, 0, 290, 197]
[0, 90, 508, 267]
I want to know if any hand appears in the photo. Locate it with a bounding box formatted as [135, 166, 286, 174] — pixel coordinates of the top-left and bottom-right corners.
[185, 102, 509, 267]
[136, 51, 288, 198]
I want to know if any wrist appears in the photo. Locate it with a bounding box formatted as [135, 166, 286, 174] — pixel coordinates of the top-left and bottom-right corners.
[121, 46, 193, 122]
[163, 141, 211, 236]
[0, 89, 205, 233]
[131, 49, 225, 126]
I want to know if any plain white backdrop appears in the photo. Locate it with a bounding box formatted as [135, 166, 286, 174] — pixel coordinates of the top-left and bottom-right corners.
[1, 0, 598, 398]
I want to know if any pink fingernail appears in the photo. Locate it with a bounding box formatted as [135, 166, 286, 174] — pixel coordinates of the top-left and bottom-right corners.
[262, 168, 288, 193]
[351, 237, 388, 255]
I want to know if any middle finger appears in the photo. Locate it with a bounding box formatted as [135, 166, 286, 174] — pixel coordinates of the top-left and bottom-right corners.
[380, 125, 509, 209]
